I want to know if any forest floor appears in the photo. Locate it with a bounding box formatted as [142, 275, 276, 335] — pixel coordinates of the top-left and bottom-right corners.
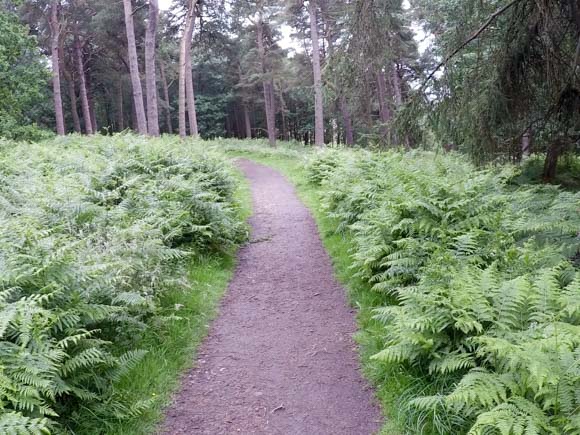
[161, 159, 382, 435]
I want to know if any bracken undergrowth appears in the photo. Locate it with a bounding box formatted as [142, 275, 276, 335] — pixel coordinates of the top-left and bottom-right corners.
[0, 134, 247, 434]
[306, 149, 580, 435]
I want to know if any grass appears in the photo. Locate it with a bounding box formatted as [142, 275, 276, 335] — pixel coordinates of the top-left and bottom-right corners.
[74, 166, 252, 435]
[225, 147, 407, 435]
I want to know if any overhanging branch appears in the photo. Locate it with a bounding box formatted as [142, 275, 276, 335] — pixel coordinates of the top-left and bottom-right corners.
[421, 0, 523, 90]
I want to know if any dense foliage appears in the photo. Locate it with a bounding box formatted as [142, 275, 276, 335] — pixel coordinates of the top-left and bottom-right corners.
[0, 1, 51, 141]
[306, 150, 580, 434]
[0, 135, 246, 433]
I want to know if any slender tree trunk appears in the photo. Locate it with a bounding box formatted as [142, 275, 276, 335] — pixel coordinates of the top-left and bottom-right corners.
[159, 61, 173, 134]
[280, 103, 287, 141]
[116, 79, 125, 131]
[390, 64, 403, 107]
[122, 0, 147, 134]
[68, 77, 81, 133]
[185, 49, 198, 136]
[179, 0, 198, 138]
[87, 72, 98, 133]
[145, 0, 160, 136]
[376, 69, 392, 140]
[74, 34, 93, 135]
[308, 0, 324, 146]
[50, 0, 65, 135]
[256, 18, 276, 146]
[340, 96, 354, 146]
[268, 79, 277, 141]
[521, 129, 532, 159]
[243, 104, 252, 138]
[262, 80, 275, 143]
[279, 90, 289, 141]
[543, 139, 564, 182]
[60, 40, 81, 133]
[390, 63, 413, 148]
[131, 92, 138, 130]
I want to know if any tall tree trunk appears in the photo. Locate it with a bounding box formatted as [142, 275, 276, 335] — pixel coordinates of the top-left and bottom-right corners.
[268, 79, 277, 142]
[279, 90, 288, 141]
[116, 78, 125, 131]
[390, 64, 403, 107]
[131, 92, 138, 130]
[60, 40, 81, 134]
[262, 80, 275, 143]
[376, 69, 392, 140]
[68, 77, 81, 133]
[122, 0, 147, 134]
[340, 96, 354, 146]
[308, 0, 324, 146]
[243, 104, 252, 138]
[87, 71, 98, 133]
[390, 63, 412, 148]
[50, 0, 65, 135]
[159, 60, 173, 134]
[185, 49, 198, 136]
[179, 0, 198, 138]
[543, 139, 564, 182]
[74, 33, 93, 135]
[521, 129, 532, 159]
[145, 0, 160, 136]
[256, 18, 276, 147]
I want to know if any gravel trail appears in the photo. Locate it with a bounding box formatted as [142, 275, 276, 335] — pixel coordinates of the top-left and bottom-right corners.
[161, 159, 382, 435]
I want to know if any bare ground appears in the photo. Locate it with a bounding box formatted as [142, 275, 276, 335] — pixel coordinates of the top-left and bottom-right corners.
[160, 159, 382, 435]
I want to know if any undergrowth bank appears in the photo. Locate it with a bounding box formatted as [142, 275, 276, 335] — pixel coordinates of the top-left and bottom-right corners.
[305, 150, 580, 435]
[0, 135, 247, 433]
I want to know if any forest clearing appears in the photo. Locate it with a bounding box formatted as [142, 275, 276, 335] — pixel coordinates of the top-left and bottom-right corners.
[1, 0, 580, 434]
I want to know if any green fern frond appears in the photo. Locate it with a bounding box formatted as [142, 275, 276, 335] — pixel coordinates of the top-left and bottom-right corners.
[0, 412, 51, 435]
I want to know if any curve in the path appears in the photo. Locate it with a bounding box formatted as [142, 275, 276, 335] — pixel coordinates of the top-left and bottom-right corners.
[161, 159, 382, 435]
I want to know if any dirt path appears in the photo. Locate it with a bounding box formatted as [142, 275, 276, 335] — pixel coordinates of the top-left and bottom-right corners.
[161, 160, 382, 435]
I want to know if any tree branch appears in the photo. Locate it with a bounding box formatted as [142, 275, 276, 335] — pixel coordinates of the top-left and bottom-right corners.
[421, 0, 522, 89]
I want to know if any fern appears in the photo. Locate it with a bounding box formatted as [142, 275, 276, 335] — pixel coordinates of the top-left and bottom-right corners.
[0, 135, 247, 431]
[307, 149, 580, 434]
[0, 412, 51, 435]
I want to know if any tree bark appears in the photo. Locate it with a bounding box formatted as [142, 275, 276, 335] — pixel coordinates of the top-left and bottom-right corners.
[74, 33, 93, 135]
[390, 63, 412, 148]
[87, 71, 98, 133]
[116, 78, 125, 131]
[308, 0, 324, 146]
[185, 49, 198, 136]
[340, 96, 354, 146]
[131, 91, 138, 130]
[50, 0, 65, 135]
[257, 18, 276, 147]
[521, 128, 532, 159]
[122, 0, 148, 135]
[243, 104, 252, 138]
[542, 139, 564, 182]
[159, 61, 173, 134]
[390, 64, 403, 107]
[68, 77, 81, 133]
[60, 40, 81, 134]
[179, 0, 199, 138]
[278, 88, 289, 141]
[376, 69, 392, 140]
[145, 0, 160, 136]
